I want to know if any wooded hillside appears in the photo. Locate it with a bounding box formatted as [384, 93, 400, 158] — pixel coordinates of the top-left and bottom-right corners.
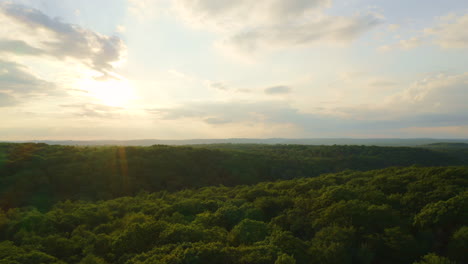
[0, 143, 465, 209]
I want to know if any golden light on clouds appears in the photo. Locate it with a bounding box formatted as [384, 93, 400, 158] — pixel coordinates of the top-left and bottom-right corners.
[0, 1, 467, 139]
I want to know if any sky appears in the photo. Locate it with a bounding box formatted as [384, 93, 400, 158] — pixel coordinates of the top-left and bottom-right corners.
[0, 0, 467, 140]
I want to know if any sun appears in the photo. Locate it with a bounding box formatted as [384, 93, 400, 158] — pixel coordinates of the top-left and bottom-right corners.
[79, 78, 135, 107]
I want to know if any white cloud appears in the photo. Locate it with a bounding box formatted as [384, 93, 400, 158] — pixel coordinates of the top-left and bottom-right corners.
[395, 37, 422, 49]
[60, 103, 124, 118]
[148, 100, 302, 125]
[326, 72, 468, 121]
[378, 36, 422, 52]
[387, 24, 400, 32]
[146, 72, 468, 136]
[425, 13, 468, 49]
[116, 25, 126, 33]
[0, 2, 126, 77]
[379, 13, 468, 52]
[173, 0, 331, 31]
[385, 72, 468, 114]
[0, 2, 131, 114]
[0, 91, 17, 107]
[173, 0, 381, 55]
[221, 13, 381, 54]
[0, 39, 43, 55]
[0, 60, 57, 96]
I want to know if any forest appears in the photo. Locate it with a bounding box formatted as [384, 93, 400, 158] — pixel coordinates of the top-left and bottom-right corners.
[0, 143, 467, 263]
[1, 143, 466, 210]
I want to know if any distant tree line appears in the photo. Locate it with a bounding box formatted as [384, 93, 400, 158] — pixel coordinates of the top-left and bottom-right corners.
[0, 143, 465, 210]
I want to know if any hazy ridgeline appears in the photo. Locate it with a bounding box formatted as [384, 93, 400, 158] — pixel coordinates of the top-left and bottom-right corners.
[0, 143, 467, 264]
[9, 138, 468, 146]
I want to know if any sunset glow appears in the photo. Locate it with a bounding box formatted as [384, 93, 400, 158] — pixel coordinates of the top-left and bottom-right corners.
[0, 0, 467, 140]
[79, 78, 135, 107]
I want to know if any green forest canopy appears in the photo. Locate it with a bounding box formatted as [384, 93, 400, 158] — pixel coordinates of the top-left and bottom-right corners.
[0, 143, 467, 263]
[0, 143, 466, 209]
[0, 166, 467, 263]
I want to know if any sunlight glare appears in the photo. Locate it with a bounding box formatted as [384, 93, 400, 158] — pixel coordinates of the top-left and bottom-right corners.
[80, 78, 135, 107]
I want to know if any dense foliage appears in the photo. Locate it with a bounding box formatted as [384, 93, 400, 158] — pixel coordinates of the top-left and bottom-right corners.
[0, 166, 466, 263]
[419, 143, 468, 164]
[0, 143, 465, 209]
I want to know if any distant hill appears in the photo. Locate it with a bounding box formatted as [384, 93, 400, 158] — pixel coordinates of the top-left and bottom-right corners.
[3, 138, 468, 146]
[418, 142, 468, 164]
[420, 142, 468, 148]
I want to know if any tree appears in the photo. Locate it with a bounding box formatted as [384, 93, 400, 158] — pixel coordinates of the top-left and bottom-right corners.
[275, 253, 296, 264]
[309, 226, 356, 264]
[228, 219, 269, 246]
[447, 226, 468, 263]
[79, 254, 108, 264]
[412, 253, 455, 264]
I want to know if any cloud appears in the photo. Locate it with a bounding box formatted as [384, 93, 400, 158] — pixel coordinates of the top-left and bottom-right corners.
[236, 88, 251, 93]
[148, 100, 298, 124]
[425, 13, 468, 49]
[0, 2, 126, 77]
[394, 37, 422, 50]
[0, 92, 17, 107]
[173, 0, 381, 55]
[174, 0, 331, 30]
[378, 37, 422, 52]
[369, 80, 397, 87]
[148, 100, 364, 135]
[386, 72, 468, 114]
[147, 98, 468, 137]
[223, 14, 381, 54]
[204, 117, 231, 124]
[0, 60, 57, 95]
[329, 72, 468, 120]
[116, 25, 126, 33]
[207, 81, 228, 91]
[387, 24, 400, 32]
[379, 13, 468, 52]
[60, 103, 123, 118]
[0, 39, 43, 55]
[265, 85, 291, 94]
[146, 72, 468, 136]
